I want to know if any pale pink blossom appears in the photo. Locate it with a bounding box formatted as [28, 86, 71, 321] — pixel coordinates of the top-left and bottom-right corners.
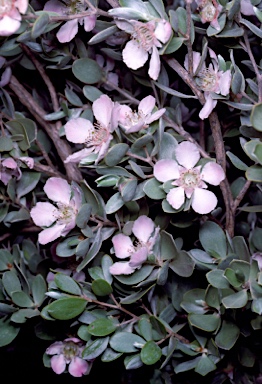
[185, 48, 231, 119]
[110, 215, 160, 275]
[0, 0, 28, 36]
[30, 177, 82, 245]
[46, 338, 90, 377]
[195, 0, 223, 30]
[0, 156, 34, 185]
[153, 141, 225, 214]
[64, 95, 119, 164]
[240, 0, 255, 16]
[115, 18, 172, 80]
[44, 0, 96, 43]
[118, 95, 166, 133]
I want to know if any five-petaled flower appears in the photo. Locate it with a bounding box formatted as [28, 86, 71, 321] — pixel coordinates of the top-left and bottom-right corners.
[185, 48, 231, 119]
[109, 215, 160, 275]
[154, 141, 225, 214]
[114, 18, 172, 80]
[30, 177, 82, 245]
[64, 94, 119, 164]
[118, 95, 166, 133]
[0, 0, 28, 36]
[46, 338, 90, 377]
[195, 0, 223, 30]
[44, 0, 96, 43]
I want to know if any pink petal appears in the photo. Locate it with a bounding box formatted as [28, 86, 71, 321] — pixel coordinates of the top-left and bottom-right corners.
[57, 19, 79, 43]
[109, 261, 135, 275]
[199, 95, 217, 120]
[112, 233, 133, 259]
[166, 187, 185, 210]
[2, 158, 17, 169]
[175, 141, 200, 169]
[129, 247, 148, 268]
[0, 16, 21, 36]
[154, 19, 172, 44]
[19, 156, 34, 169]
[184, 51, 202, 74]
[83, 15, 96, 32]
[38, 224, 66, 245]
[132, 215, 155, 243]
[201, 162, 225, 186]
[46, 341, 64, 355]
[139, 96, 155, 116]
[16, 0, 29, 13]
[68, 357, 89, 377]
[30, 202, 57, 227]
[64, 148, 94, 163]
[219, 70, 231, 96]
[92, 95, 114, 128]
[50, 354, 66, 375]
[65, 118, 94, 144]
[191, 188, 218, 214]
[148, 45, 160, 80]
[122, 40, 148, 70]
[146, 108, 166, 124]
[118, 104, 133, 126]
[44, 177, 71, 204]
[95, 134, 112, 164]
[154, 159, 180, 183]
[43, 0, 65, 14]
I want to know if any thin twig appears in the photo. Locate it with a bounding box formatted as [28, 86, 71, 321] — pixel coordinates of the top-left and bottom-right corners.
[243, 31, 262, 102]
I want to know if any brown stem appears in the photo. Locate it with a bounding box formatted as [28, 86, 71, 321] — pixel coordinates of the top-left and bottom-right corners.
[8, 75, 82, 183]
[243, 31, 262, 102]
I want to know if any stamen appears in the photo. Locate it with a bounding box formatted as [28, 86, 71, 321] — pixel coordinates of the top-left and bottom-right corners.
[85, 123, 109, 147]
[63, 0, 86, 15]
[201, 3, 216, 21]
[196, 68, 217, 91]
[132, 24, 155, 51]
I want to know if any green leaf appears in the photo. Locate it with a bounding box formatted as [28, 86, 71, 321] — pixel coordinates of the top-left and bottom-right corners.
[31, 274, 47, 306]
[82, 337, 109, 359]
[0, 318, 20, 347]
[154, 81, 197, 99]
[164, 37, 185, 54]
[251, 103, 262, 132]
[72, 58, 103, 84]
[206, 270, 230, 289]
[56, 236, 80, 257]
[0, 136, 13, 151]
[83, 85, 103, 102]
[92, 278, 113, 296]
[101, 347, 123, 362]
[246, 165, 262, 182]
[2, 270, 21, 297]
[16, 171, 41, 199]
[143, 178, 166, 200]
[226, 151, 248, 171]
[109, 332, 145, 353]
[222, 289, 248, 308]
[169, 250, 195, 277]
[88, 25, 119, 45]
[215, 320, 240, 350]
[105, 192, 124, 214]
[11, 291, 34, 308]
[188, 314, 220, 332]
[55, 273, 82, 295]
[199, 221, 227, 258]
[194, 354, 217, 376]
[114, 265, 154, 285]
[44, 297, 87, 320]
[138, 318, 153, 341]
[240, 17, 262, 38]
[140, 341, 162, 365]
[87, 318, 117, 336]
[105, 143, 129, 166]
[31, 12, 50, 39]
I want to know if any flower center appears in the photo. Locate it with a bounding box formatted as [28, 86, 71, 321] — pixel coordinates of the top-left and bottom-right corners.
[125, 110, 145, 127]
[201, 3, 216, 21]
[63, 0, 86, 15]
[181, 169, 200, 188]
[196, 68, 217, 92]
[63, 341, 80, 359]
[55, 203, 76, 224]
[0, 0, 13, 14]
[86, 124, 109, 147]
[132, 24, 156, 51]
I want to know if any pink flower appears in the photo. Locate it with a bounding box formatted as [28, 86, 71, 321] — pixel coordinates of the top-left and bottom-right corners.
[64, 95, 119, 164]
[109, 215, 160, 275]
[30, 177, 82, 245]
[44, 0, 96, 43]
[185, 49, 231, 119]
[240, 0, 255, 16]
[46, 338, 90, 377]
[115, 18, 172, 80]
[0, 0, 28, 36]
[0, 156, 34, 185]
[118, 95, 166, 133]
[153, 141, 225, 214]
[195, 0, 223, 30]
